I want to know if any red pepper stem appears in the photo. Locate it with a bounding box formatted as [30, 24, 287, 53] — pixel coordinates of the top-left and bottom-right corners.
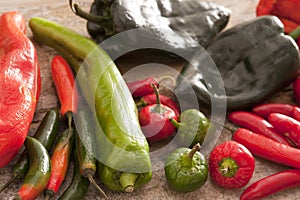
[289, 26, 300, 40]
[188, 143, 201, 158]
[87, 175, 108, 199]
[152, 83, 162, 113]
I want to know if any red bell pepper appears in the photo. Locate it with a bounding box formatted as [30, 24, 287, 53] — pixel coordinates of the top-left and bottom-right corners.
[256, 0, 300, 33]
[126, 76, 159, 98]
[0, 11, 41, 168]
[208, 141, 255, 189]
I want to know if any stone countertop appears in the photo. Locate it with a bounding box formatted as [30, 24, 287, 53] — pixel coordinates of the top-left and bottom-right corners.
[1, 0, 300, 199]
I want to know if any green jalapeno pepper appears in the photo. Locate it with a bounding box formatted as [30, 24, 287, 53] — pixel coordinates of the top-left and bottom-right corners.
[14, 136, 51, 200]
[164, 143, 208, 193]
[170, 109, 211, 147]
[0, 108, 59, 193]
[29, 17, 152, 192]
[71, 0, 231, 48]
[176, 16, 300, 110]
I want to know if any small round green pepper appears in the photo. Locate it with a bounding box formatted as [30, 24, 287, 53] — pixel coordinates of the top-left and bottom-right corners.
[171, 109, 211, 147]
[164, 143, 208, 193]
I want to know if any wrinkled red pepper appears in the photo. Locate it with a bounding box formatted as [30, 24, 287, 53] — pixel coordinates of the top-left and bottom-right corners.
[0, 11, 41, 168]
[256, 0, 300, 33]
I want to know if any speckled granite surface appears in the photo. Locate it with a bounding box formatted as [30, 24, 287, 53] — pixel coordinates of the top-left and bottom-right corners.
[1, 0, 300, 199]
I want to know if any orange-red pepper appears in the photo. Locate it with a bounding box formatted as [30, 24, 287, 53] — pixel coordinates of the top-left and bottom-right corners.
[256, 0, 300, 33]
[0, 11, 41, 168]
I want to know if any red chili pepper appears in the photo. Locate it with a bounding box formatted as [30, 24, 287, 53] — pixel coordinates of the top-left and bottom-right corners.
[252, 103, 300, 121]
[208, 141, 255, 189]
[139, 84, 177, 142]
[126, 76, 159, 98]
[0, 11, 41, 168]
[293, 77, 300, 105]
[232, 128, 300, 169]
[240, 169, 300, 200]
[44, 128, 74, 200]
[268, 113, 300, 148]
[228, 111, 292, 146]
[136, 93, 180, 117]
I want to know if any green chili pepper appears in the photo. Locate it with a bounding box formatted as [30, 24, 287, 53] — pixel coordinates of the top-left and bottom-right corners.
[0, 108, 59, 193]
[75, 109, 108, 199]
[176, 16, 300, 110]
[170, 109, 211, 147]
[14, 136, 51, 200]
[164, 143, 208, 193]
[29, 17, 152, 192]
[58, 150, 90, 200]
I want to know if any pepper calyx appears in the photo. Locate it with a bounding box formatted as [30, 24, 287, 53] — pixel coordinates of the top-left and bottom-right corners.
[218, 157, 239, 178]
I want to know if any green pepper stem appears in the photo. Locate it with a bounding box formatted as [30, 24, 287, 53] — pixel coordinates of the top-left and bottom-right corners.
[88, 175, 109, 199]
[289, 26, 300, 40]
[119, 173, 138, 193]
[169, 118, 181, 129]
[152, 83, 162, 113]
[188, 143, 201, 158]
[69, 0, 114, 36]
[135, 99, 147, 108]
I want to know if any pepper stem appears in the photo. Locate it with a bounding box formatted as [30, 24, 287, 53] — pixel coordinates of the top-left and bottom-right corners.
[69, 0, 114, 35]
[152, 83, 162, 113]
[119, 173, 137, 193]
[219, 157, 239, 178]
[289, 26, 300, 40]
[188, 143, 201, 158]
[88, 175, 109, 199]
[169, 118, 181, 129]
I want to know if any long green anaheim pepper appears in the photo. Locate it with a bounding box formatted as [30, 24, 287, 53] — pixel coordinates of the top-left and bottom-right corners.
[29, 17, 152, 192]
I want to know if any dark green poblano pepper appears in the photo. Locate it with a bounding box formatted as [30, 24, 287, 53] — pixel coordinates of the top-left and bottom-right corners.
[170, 109, 211, 148]
[164, 143, 208, 193]
[176, 16, 300, 110]
[70, 0, 231, 48]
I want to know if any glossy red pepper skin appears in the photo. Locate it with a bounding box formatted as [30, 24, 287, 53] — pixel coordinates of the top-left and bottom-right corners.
[256, 0, 300, 33]
[51, 55, 78, 116]
[0, 12, 41, 168]
[268, 113, 300, 147]
[126, 76, 159, 98]
[252, 103, 295, 118]
[138, 94, 180, 117]
[293, 77, 300, 105]
[208, 141, 255, 189]
[232, 128, 300, 169]
[240, 169, 300, 200]
[228, 111, 292, 146]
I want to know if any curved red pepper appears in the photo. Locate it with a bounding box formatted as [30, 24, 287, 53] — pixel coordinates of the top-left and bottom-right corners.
[51, 55, 78, 116]
[232, 128, 300, 169]
[0, 12, 41, 168]
[240, 169, 300, 200]
[126, 76, 159, 98]
[208, 141, 255, 189]
[268, 113, 300, 147]
[252, 103, 300, 121]
[228, 111, 292, 146]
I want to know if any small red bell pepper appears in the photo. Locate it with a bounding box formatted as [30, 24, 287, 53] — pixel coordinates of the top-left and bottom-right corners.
[232, 128, 300, 169]
[126, 76, 159, 98]
[0, 11, 41, 168]
[240, 169, 300, 200]
[208, 141, 255, 189]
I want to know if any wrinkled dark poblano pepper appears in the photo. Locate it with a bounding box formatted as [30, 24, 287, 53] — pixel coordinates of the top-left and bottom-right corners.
[71, 0, 231, 49]
[176, 16, 300, 110]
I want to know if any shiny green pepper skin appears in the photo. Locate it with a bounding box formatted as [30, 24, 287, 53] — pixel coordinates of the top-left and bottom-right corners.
[164, 144, 208, 193]
[174, 109, 211, 148]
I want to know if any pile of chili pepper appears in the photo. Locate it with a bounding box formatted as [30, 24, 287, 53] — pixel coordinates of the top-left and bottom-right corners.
[227, 100, 300, 199]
